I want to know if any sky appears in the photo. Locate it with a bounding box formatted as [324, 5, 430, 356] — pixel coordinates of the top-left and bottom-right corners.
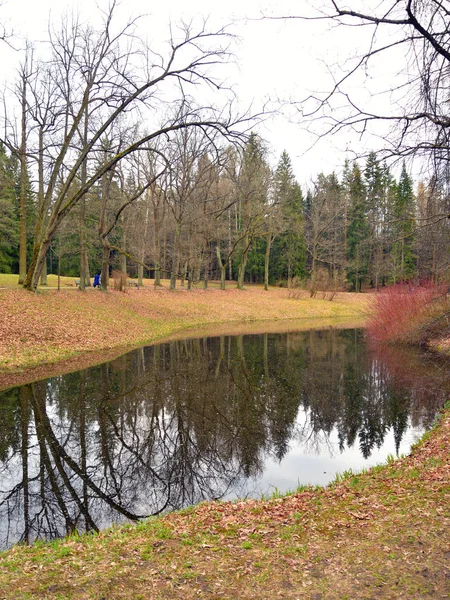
[0, 0, 408, 186]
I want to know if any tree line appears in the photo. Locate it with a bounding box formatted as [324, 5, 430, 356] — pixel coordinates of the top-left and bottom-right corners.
[1, 129, 449, 291]
[0, 2, 449, 292]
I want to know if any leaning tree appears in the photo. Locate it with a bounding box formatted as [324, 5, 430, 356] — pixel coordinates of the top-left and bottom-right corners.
[1, 2, 252, 291]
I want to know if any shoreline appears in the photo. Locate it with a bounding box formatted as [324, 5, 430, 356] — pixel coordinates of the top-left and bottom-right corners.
[0, 284, 369, 390]
[0, 402, 447, 598]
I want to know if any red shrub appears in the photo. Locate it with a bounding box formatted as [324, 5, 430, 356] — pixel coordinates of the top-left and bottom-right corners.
[367, 282, 447, 344]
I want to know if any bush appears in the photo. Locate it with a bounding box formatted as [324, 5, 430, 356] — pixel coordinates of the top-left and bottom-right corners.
[305, 268, 344, 301]
[287, 276, 304, 299]
[367, 282, 450, 345]
[112, 270, 128, 292]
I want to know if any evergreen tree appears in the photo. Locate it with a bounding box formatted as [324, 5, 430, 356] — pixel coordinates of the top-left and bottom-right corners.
[234, 133, 270, 289]
[0, 144, 19, 272]
[246, 236, 266, 283]
[270, 151, 306, 283]
[346, 162, 369, 291]
[391, 162, 416, 282]
[364, 152, 384, 287]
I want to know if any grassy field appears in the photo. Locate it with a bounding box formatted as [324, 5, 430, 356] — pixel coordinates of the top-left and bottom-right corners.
[0, 273, 82, 289]
[0, 403, 447, 599]
[0, 279, 369, 389]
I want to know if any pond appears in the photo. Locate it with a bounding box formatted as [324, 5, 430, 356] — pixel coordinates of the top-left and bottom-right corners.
[0, 327, 447, 549]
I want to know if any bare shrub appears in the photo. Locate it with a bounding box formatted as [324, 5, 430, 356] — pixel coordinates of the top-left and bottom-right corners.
[288, 276, 304, 299]
[112, 270, 128, 292]
[307, 268, 343, 301]
[367, 281, 449, 345]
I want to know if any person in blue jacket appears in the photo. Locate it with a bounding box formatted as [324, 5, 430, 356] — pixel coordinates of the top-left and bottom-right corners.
[93, 273, 101, 288]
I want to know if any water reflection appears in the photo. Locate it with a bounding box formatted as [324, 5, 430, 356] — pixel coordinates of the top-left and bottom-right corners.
[0, 329, 447, 548]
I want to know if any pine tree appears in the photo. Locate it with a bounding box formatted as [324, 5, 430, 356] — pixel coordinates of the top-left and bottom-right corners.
[270, 151, 306, 283]
[346, 162, 369, 291]
[364, 152, 384, 287]
[235, 133, 270, 289]
[392, 163, 416, 282]
[0, 144, 20, 272]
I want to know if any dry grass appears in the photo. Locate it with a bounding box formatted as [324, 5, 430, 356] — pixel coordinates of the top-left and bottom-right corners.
[0, 283, 369, 389]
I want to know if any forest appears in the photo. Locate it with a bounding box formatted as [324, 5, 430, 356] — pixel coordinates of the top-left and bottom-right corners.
[2, 125, 450, 293]
[0, 3, 449, 294]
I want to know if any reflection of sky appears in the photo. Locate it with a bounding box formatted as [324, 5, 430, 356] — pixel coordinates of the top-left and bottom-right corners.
[1, 328, 445, 548]
[229, 409, 425, 498]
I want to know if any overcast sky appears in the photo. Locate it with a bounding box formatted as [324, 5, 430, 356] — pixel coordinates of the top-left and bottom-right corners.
[0, 0, 406, 185]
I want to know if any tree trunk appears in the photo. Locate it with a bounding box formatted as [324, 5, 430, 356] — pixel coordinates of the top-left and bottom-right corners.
[310, 254, 317, 297]
[18, 73, 28, 285]
[264, 233, 273, 291]
[79, 196, 87, 290]
[100, 245, 109, 291]
[170, 225, 181, 291]
[237, 256, 247, 289]
[216, 245, 226, 290]
[181, 261, 187, 287]
[24, 236, 53, 291]
[120, 217, 127, 275]
[154, 265, 161, 287]
[79, 110, 89, 290]
[85, 253, 91, 286]
[237, 236, 250, 290]
[401, 237, 405, 282]
[40, 257, 48, 286]
[138, 201, 150, 287]
[153, 230, 161, 287]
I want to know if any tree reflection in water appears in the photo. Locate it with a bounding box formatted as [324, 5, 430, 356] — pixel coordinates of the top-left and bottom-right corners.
[0, 329, 447, 548]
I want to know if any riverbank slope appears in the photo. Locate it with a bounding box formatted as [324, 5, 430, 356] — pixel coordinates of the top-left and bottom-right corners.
[0, 283, 368, 389]
[0, 402, 448, 599]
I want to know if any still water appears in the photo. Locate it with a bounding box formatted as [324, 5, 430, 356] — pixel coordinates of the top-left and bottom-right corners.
[0, 328, 447, 548]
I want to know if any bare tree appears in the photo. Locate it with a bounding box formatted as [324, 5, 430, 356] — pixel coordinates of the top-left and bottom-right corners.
[305, 172, 346, 295]
[0, 3, 250, 292]
[289, 2, 448, 169]
[0, 46, 35, 284]
[161, 125, 230, 290]
[0, 2, 14, 47]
